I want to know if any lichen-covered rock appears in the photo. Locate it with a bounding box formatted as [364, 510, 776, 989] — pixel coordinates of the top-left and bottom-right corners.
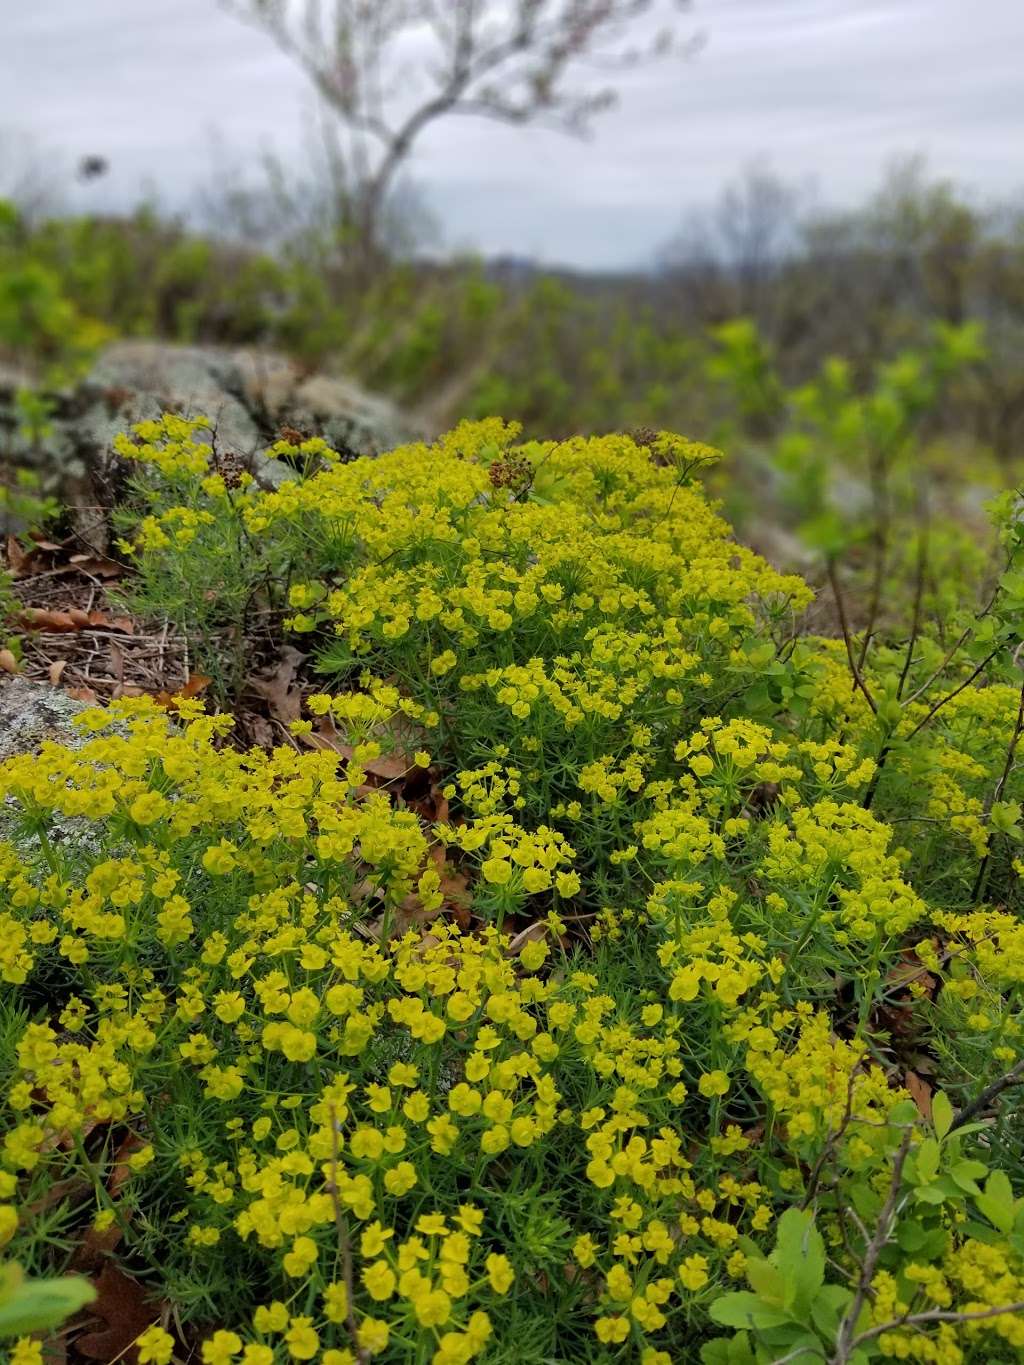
[0, 341, 422, 546]
[0, 680, 100, 859]
[0, 678, 90, 762]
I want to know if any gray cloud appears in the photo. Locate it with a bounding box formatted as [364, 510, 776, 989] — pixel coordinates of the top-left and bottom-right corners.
[3, 0, 1022, 268]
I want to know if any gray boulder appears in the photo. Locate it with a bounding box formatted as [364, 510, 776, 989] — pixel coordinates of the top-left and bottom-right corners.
[0, 340, 421, 547]
[0, 677, 90, 763]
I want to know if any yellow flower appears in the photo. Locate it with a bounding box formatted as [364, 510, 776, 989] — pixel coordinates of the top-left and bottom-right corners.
[136, 1327, 175, 1365]
[678, 1253, 710, 1291]
[242, 1349, 274, 1365]
[356, 1317, 390, 1353]
[284, 1318, 319, 1360]
[383, 1161, 417, 1196]
[412, 1288, 452, 1326]
[486, 1253, 515, 1293]
[253, 1303, 289, 1333]
[698, 1070, 731, 1098]
[10, 1342, 44, 1365]
[282, 1236, 319, 1277]
[362, 1260, 396, 1302]
[201, 1331, 243, 1365]
[555, 870, 581, 897]
[595, 1316, 630, 1344]
[482, 858, 512, 886]
[0, 1203, 17, 1246]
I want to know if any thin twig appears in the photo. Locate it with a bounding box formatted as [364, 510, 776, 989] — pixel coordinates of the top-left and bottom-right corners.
[801, 1063, 862, 1209]
[972, 671, 1024, 903]
[902, 541, 1014, 708]
[327, 1105, 369, 1365]
[897, 513, 929, 701]
[831, 1128, 913, 1363]
[826, 556, 876, 714]
[770, 1346, 825, 1364]
[952, 1056, 1024, 1130]
[848, 1299, 1024, 1352]
[904, 646, 1002, 742]
[855, 439, 892, 676]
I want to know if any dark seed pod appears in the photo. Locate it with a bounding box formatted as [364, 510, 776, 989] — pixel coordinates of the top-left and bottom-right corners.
[746, 781, 781, 817]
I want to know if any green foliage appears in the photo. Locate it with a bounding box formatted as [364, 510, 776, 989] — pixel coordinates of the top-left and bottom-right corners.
[2, 415, 1018, 1360]
[0, 1262, 95, 1340]
[0, 200, 111, 383]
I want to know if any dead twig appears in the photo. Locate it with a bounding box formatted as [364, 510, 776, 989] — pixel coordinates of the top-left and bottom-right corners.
[826, 556, 876, 715]
[327, 1106, 369, 1365]
[831, 1128, 913, 1363]
[847, 1299, 1024, 1354]
[952, 1056, 1024, 1130]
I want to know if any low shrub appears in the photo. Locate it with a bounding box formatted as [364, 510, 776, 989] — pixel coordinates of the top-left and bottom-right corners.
[4, 418, 1024, 1363]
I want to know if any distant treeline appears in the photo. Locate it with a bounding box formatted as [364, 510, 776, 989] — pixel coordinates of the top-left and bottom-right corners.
[2, 159, 1023, 453]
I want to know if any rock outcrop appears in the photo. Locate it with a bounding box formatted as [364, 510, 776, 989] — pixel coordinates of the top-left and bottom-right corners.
[0, 341, 422, 546]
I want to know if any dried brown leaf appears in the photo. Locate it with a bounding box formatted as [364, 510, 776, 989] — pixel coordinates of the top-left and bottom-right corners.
[18, 606, 134, 635]
[246, 646, 305, 725]
[69, 554, 124, 579]
[109, 641, 125, 687]
[5, 535, 29, 576]
[107, 1133, 148, 1202]
[153, 674, 211, 709]
[74, 1264, 157, 1363]
[506, 922, 549, 956]
[905, 1069, 933, 1122]
[20, 608, 79, 633]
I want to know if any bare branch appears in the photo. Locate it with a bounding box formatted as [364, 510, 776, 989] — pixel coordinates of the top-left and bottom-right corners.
[220, 0, 688, 259]
[848, 1300, 1024, 1354]
[831, 1128, 912, 1364]
[972, 671, 1024, 903]
[826, 555, 877, 714]
[952, 1055, 1024, 1130]
[326, 1104, 368, 1364]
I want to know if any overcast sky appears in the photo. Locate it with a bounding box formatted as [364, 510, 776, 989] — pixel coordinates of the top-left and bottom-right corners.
[3, 0, 1023, 269]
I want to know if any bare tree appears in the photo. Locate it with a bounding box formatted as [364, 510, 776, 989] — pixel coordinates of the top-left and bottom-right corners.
[196, 113, 438, 264]
[660, 163, 806, 328]
[714, 163, 803, 315]
[220, 0, 690, 264]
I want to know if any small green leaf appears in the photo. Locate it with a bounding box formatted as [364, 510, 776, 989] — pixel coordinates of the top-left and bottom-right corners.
[897, 1220, 929, 1253]
[987, 1168, 1013, 1205]
[888, 1100, 920, 1126]
[961, 1218, 1000, 1245]
[990, 800, 1022, 836]
[770, 1208, 826, 1316]
[0, 1265, 96, 1338]
[810, 1284, 852, 1338]
[977, 1169, 1014, 1234]
[709, 1292, 794, 1331]
[914, 1183, 948, 1205]
[700, 1335, 757, 1365]
[850, 1180, 881, 1221]
[950, 1159, 988, 1195]
[916, 1137, 940, 1184]
[746, 1258, 788, 1308]
[932, 1090, 954, 1141]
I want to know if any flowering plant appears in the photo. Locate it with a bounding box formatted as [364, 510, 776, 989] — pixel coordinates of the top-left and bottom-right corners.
[3, 417, 1024, 1363]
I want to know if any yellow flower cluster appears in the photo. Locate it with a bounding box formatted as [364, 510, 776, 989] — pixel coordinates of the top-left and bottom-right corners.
[113, 413, 213, 478]
[6, 415, 1024, 1361]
